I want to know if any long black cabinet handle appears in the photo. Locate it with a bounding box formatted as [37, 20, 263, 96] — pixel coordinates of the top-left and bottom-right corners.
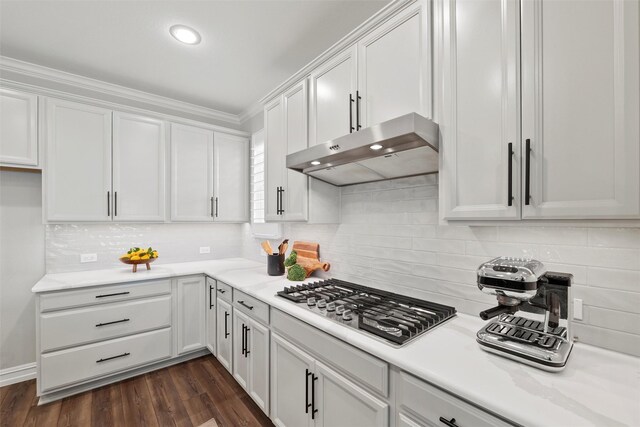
[224, 311, 230, 338]
[96, 291, 130, 299]
[209, 285, 214, 309]
[107, 191, 110, 217]
[311, 373, 318, 419]
[244, 325, 250, 357]
[349, 94, 355, 133]
[439, 417, 458, 427]
[356, 90, 362, 130]
[241, 324, 246, 355]
[305, 369, 312, 414]
[95, 318, 130, 327]
[280, 187, 285, 215]
[507, 142, 514, 207]
[525, 138, 531, 205]
[210, 196, 214, 217]
[114, 191, 118, 217]
[215, 197, 219, 218]
[237, 300, 254, 310]
[96, 352, 130, 363]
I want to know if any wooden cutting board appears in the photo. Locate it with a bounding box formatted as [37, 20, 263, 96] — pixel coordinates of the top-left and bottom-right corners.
[291, 241, 330, 278]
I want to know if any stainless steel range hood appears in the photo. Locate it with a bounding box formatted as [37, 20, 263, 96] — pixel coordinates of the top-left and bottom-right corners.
[286, 113, 439, 186]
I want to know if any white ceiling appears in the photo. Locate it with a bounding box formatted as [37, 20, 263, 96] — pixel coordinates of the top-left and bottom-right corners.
[0, 0, 388, 115]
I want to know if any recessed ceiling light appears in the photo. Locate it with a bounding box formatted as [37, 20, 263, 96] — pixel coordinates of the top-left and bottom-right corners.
[370, 144, 383, 150]
[311, 161, 321, 166]
[170, 25, 201, 45]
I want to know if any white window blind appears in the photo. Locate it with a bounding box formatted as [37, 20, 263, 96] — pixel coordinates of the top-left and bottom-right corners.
[251, 130, 265, 223]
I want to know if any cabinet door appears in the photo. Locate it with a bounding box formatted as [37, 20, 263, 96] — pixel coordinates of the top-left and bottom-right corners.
[270, 333, 314, 427]
[0, 88, 38, 167]
[264, 97, 285, 221]
[521, 0, 639, 218]
[441, 0, 521, 220]
[283, 80, 309, 221]
[213, 132, 249, 222]
[112, 112, 166, 221]
[232, 308, 250, 389]
[248, 319, 270, 414]
[176, 276, 206, 355]
[45, 98, 112, 221]
[216, 298, 233, 373]
[357, 2, 430, 128]
[309, 46, 358, 146]
[170, 123, 214, 221]
[314, 361, 389, 427]
[205, 277, 216, 354]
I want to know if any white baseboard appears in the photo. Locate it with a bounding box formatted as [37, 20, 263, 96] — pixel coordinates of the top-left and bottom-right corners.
[0, 362, 37, 387]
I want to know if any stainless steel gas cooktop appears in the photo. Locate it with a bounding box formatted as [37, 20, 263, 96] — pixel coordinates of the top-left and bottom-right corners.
[277, 278, 456, 346]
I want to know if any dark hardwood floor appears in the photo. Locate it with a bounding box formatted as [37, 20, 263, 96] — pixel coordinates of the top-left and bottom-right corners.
[0, 355, 274, 427]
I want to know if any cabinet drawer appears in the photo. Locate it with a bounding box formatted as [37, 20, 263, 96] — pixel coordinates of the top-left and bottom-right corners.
[272, 309, 388, 397]
[40, 279, 171, 312]
[216, 281, 233, 303]
[40, 295, 171, 352]
[40, 327, 172, 392]
[233, 289, 269, 325]
[396, 371, 512, 427]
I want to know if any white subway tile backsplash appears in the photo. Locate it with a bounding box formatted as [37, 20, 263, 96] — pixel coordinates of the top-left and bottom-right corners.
[539, 245, 640, 270]
[413, 238, 466, 254]
[587, 267, 640, 292]
[585, 306, 640, 335]
[498, 226, 588, 246]
[588, 228, 640, 249]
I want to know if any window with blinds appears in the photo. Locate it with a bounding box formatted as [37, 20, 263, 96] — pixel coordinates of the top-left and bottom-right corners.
[251, 130, 265, 223]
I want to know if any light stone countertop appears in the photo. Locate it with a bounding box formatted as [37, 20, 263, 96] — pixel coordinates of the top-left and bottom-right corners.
[32, 258, 640, 427]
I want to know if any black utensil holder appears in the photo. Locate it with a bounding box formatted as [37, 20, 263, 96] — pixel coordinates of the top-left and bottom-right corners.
[267, 253, 285, 276]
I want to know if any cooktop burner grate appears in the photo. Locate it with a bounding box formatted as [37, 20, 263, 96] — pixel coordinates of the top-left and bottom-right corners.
[277, 279, 456, 346]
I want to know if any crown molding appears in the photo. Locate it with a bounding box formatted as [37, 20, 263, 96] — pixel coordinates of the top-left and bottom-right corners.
[0, 56, 242, 125]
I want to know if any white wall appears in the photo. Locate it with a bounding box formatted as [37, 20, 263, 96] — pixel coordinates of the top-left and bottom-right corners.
[243, 175, 640, 356]
[0, 170, 44, 370]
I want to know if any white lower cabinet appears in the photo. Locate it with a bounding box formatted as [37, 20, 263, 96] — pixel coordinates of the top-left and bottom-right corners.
[216, 297, 233, 373]
[395, 371, 510, 427]
[176, 276, 206, 355]
[205, 277, 216, 354]
[270, 332, 389, 427]
[233, 308, 270, 414]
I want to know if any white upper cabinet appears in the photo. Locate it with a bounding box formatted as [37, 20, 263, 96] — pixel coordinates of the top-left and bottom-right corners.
[45, 98, 112, 222]
[521, 0, 639, 218]
[309, 46, 358, 146]
[441, 0, 521, 220]
[213, 132, 249, 222]
[282, 80, 309, 221]
[264, 96, 285, 222]
[112, 112, 166, 221]
[0, 88, 38, 167]
[170, 123, 214, 221]
[357, 2, 431, 128]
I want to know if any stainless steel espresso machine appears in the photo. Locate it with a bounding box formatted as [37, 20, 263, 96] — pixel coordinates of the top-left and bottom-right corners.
[476, 257, 574, 371]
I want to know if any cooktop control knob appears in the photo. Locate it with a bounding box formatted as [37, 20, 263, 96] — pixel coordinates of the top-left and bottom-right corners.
[307, 297, 316, 307]
[326, 302, 336, 312]
[335, 305, 345, 315]
[317, 298, 327, 309]
[342, 309, 353, 321]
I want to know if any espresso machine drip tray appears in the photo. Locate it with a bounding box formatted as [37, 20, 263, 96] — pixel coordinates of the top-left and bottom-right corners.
[477, 314, 573, 371]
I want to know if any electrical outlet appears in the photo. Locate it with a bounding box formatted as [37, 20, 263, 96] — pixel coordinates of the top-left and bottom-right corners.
[80, 253, 97, 263]
[199, 246, 211, 254]
[573, 298, 583, 321]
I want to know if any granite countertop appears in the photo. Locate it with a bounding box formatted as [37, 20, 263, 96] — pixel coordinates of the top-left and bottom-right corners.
[32, 258, 640, 427]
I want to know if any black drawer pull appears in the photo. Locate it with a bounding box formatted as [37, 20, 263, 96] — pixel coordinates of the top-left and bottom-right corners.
[209, 285, 214, 309]
[96, 352, 130, 363]
[244, 326, 250, 357]
[507, 142, 514, 206]
[439, 417, 458, 427]
[217, 288, 226, 294]
[96, 318, 130, 327]
[224, 311, 230, 338]
[525, 138, 531, 205]
[95, 291, 130, 299]
[237, 300, 254, 310]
